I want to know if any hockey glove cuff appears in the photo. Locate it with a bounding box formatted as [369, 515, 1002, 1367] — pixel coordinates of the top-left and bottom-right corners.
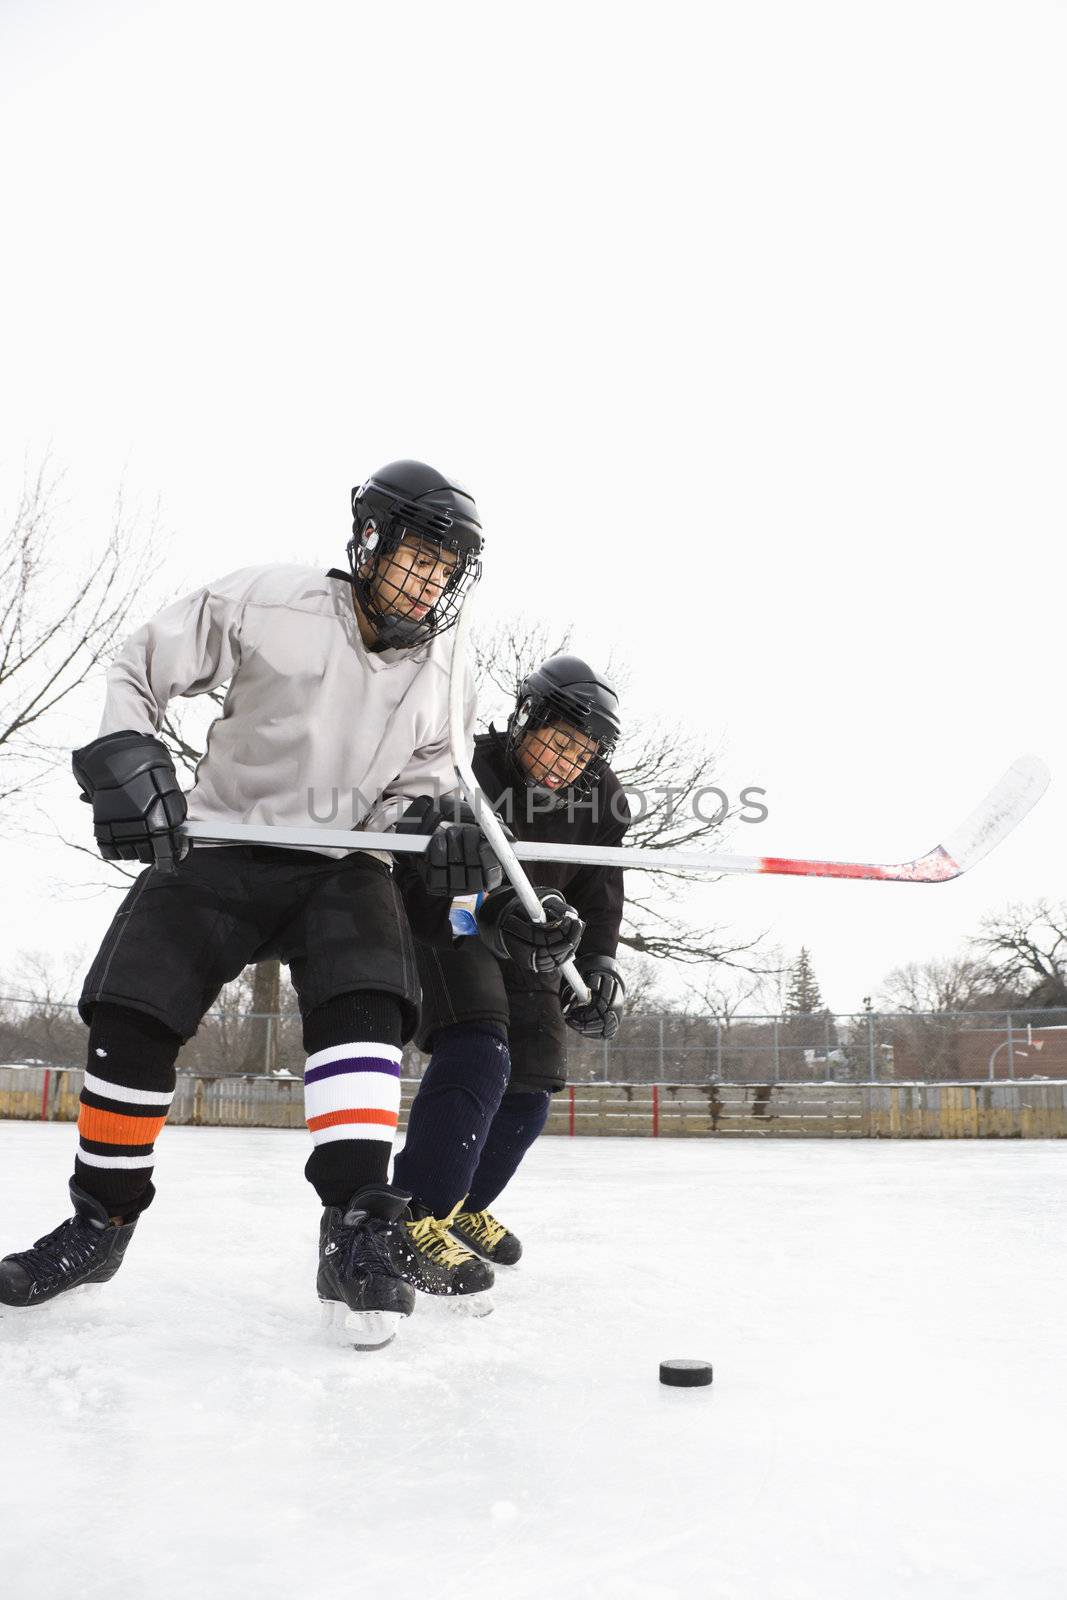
[72, 730, 188, 869]
[477, 885, 585, 974]
[397, 795, 504, 896]
[561, 955, 625, 1039]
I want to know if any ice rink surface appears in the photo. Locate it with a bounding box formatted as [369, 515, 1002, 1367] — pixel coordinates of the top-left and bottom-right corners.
[1, 1122, 1064, 1600]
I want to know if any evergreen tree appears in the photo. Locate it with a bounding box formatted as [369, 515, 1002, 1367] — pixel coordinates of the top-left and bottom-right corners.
[782, 948, 838, 1072]
[786, 947, 823, 1015]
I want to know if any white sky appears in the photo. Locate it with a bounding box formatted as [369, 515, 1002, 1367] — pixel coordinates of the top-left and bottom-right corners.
[1, 0, 1064, 1012]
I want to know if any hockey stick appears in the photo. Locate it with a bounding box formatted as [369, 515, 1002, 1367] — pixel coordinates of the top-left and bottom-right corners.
[446, 591, 592, 1005]
[182, 756, 1049, 883]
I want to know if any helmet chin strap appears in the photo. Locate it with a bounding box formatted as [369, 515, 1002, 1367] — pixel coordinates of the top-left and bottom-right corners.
[372, 609, 436, 649]
[527, 781, 579, 813]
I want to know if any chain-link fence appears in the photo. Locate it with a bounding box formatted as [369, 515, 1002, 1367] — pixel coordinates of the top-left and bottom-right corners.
[2, 992, 1065, 1083]
[562, 1009, 1067, 1084]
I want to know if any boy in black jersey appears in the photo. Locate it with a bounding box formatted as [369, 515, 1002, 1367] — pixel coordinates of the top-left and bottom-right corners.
[394, 656, 629, 1269]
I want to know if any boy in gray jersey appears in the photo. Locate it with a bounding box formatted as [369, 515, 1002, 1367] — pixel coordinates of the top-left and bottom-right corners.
[0, 460, 563, 1346]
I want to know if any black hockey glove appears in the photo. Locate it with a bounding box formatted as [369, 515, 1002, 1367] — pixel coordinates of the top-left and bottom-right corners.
[477, 884, 585, 975]
[396, 795, 504, 896]
[72, 730, 188, 869]
[560, 955, 625, 1040]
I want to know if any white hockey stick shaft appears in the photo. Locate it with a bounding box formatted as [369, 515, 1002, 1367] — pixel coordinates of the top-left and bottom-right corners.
[181, 758, 1049, 884]
[447, 593, 591, 1005]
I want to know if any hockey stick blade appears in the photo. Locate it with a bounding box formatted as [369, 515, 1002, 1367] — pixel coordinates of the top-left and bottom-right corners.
[181, 754, 1048, 884]
[759, 753, 1050, 883]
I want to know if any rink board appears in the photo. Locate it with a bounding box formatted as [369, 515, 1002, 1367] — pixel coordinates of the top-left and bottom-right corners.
[1, 1067, 1065, 1137]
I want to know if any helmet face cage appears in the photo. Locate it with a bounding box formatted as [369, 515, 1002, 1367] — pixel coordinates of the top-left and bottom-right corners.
[505, 690, 617, 808]
[347, 485, 482, 648]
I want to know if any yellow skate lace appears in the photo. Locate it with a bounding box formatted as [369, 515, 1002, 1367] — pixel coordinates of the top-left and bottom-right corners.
[457, 1209, 507, 1250]
[405, 1202, 473, 1269]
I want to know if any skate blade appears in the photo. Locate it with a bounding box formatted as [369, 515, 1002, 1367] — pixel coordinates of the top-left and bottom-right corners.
[448, 1230, 520, 1270]
[0, 1282, 111, 1317]
[319, 1298, 404, 1350]
[417, 1289, 495, 1319]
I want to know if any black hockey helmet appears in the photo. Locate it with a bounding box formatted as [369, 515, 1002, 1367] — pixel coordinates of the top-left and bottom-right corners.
[505, 654, 621, 807]
[347, 460, 483, 647]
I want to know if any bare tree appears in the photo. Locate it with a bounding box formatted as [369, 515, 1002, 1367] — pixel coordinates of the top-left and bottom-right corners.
[0, 951, 89, 1067]
[0, 459, 162, 810]
[237, 958, 282, 1075]
[680, 963, 776, 1024]
[469, 615, 576, 725]
[870, 947, 1025, 1084]
[617, 953, 671, 1016]
[970, 900, 1067, 1007]
[470, 611, 769, 974]
[878, 954, 1000, 1014]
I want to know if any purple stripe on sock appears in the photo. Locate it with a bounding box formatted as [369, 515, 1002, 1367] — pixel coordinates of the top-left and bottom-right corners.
[304, 1057, 403, 1086]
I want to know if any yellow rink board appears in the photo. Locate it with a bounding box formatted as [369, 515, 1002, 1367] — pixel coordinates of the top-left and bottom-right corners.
[1, 1069, 1064, 1137]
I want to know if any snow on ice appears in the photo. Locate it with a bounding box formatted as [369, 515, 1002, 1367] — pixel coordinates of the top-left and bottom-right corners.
[1, 1122, 1064, 1600]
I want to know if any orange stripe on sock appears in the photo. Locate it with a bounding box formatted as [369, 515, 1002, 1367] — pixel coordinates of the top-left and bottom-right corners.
[306, 1108, 399, 1133]
[78, 1105, 169, 1146]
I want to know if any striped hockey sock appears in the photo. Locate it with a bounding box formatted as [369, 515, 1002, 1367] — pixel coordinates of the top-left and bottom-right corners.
[301, 992, 404, 1207]
[74, 1004, 181, 1216]
[304, 1041, 401, 1146]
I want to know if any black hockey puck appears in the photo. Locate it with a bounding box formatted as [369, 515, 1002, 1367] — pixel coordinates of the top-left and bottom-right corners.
[659, 1359, 713, 1388]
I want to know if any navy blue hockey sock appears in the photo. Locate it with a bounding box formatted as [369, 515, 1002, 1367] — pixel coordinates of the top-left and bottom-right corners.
[465, 1089, 551, 1213]
[392, 1023, 511, 1217]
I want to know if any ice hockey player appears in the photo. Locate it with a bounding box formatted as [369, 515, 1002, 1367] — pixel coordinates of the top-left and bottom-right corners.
[393, 655, 629, 1269]
[0, 460, 538, 1343]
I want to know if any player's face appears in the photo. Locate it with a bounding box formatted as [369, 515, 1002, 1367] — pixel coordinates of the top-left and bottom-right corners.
[370, 532, 458, 622]
[517, 719, 599, 791]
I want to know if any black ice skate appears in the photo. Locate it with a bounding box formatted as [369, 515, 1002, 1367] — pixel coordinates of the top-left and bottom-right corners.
[402, 1201, 495, 1315]
[449, 1207, 522, 1267]
[318, 1184, 417, 1349]
[0, 1181, 139, 1309]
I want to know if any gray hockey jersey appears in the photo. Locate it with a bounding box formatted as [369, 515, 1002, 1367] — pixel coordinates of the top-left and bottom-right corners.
[97, 564, 475, 857]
